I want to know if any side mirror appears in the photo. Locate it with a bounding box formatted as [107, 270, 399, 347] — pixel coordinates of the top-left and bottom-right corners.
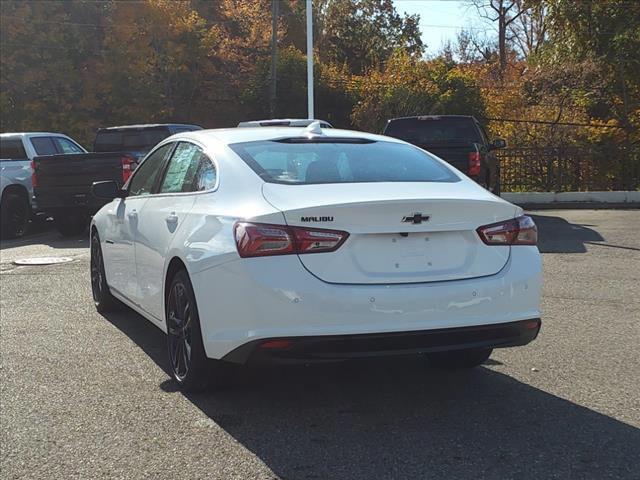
[92, 180, 127, 199]
[491, 138, 507, 150]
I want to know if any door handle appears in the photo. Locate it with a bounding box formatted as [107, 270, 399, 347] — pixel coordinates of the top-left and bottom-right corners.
[127, 210, 138, 219]
[165, 213, 178, 224]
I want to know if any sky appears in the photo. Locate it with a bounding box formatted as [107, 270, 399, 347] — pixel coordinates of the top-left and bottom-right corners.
[393, 0, 476, 56]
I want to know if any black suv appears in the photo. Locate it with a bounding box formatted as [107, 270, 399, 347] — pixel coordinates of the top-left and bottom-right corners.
[383, 115, 505, 194]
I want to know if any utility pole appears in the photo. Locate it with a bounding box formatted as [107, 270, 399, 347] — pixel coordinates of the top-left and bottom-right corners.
[270, 0, 279, 118]
[306, 0, 314, 119]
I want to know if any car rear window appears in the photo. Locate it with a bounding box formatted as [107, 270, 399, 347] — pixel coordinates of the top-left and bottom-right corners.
[94, 129, 171, 152]
[229, 139, 460, 185]
[0, 139, 27, 159]
[384, 118, 482, 145]
[31, 137, 58, 155]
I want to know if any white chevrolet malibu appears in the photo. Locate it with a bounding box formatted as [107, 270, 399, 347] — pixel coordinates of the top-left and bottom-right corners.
[90, 123, 541, 391]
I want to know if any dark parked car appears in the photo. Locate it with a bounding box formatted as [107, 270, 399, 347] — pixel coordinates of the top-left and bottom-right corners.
[383, 115, 505, 194]
[33, 123, 202, 236]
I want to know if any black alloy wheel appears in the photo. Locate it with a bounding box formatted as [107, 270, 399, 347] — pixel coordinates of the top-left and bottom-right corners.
[165, 269, 233, 392]
[90, 232, 118, 312]
[167, 280, 194, 382]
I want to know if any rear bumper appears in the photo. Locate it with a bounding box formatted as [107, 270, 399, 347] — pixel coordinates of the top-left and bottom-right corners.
[222, 318, 541, 364]
[192, 246, 542, 360]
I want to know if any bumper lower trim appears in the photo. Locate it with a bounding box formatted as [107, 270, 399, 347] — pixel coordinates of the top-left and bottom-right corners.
[221, 318, 541, 364]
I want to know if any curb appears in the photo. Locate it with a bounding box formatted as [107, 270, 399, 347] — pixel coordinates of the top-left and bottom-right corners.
[502, 191, 640, 209]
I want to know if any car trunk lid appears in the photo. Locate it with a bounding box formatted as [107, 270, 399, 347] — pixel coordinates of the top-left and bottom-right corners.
[262, 182, 517, 284]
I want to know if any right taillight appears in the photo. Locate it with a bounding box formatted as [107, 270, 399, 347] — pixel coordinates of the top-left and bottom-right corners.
[234, 222, 349, 258]
[477, 215, 537, 245]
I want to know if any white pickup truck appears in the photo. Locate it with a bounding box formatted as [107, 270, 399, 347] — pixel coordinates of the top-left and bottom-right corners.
[0, 132, 86, 238]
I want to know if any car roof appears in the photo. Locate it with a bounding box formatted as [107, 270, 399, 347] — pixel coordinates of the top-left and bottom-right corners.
[387, 115, 476, 122]
[237, 119, 333, 128]
[174, 126, 404, 146]
[0, 132, 72, 138]
[97, 123, 202, 131]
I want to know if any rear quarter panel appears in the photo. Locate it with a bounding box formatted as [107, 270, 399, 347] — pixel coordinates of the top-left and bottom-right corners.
[0, 159, 34, 205]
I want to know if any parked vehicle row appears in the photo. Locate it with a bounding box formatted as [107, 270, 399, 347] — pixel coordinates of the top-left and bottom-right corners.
[32, 123, 202, 236]
[1, 116, 505, 239]
[0, 132, 87, 238]
[0, 124, 202, 238]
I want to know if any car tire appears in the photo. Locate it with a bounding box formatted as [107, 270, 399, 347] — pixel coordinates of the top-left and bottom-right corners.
[55, 214, 88, 237]
[0, 189, 30, 239]
[90, 231, 120, 313]
[166, 269, 232, 392]
[426, 347, 493, 370]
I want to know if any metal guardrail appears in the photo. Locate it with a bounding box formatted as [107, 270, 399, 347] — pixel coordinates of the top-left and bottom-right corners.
[497, 146, 640, 192]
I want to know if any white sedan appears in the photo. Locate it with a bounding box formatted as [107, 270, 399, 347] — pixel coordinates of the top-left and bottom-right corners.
[90, 123, 542, 391]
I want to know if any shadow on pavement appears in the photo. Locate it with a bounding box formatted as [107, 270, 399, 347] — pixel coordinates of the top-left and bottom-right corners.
[0, 219, 88, 251]
[530, 214, 604, 253]
[102, 309, 640, 479]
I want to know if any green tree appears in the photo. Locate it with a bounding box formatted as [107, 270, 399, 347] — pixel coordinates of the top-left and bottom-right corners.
[350, 52, 485, 132]
[315, 0, 423, 74]
[542, 0, 640, 138]
[242, 46, 354, 126]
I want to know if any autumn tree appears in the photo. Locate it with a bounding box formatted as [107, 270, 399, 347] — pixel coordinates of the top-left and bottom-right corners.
[350, 52, 485, 132]
[315, 0, 423, 74]
[543, 0, 640, 138]
[0, 0, 106, 143]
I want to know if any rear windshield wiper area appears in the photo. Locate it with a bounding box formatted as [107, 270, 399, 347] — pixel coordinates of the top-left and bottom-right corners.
[273, 137, 376, 144]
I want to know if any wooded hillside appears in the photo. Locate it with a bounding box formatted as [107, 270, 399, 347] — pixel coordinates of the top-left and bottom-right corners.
[1, 0, 638, 189]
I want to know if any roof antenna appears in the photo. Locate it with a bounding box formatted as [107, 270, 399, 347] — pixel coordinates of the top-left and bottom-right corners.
[304, 121, 324, 136]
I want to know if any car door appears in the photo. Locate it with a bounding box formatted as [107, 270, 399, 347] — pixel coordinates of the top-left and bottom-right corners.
[134, 141, 213, 320]
[101, 143, 175, 303]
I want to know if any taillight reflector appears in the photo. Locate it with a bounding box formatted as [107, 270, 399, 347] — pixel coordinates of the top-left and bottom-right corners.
[468, 151, 481, 176]
[234, 222, 349, 258]
[260, 339, 293, 350]
[121, 156, 135, 184]
[477, 215, 537, 245]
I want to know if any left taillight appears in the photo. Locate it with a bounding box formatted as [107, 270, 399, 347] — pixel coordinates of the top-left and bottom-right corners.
[234, 222, 349, 258]
[121, 156, 135, 184]
[30, 160, 38, 187]
[477, 215, 537, 245]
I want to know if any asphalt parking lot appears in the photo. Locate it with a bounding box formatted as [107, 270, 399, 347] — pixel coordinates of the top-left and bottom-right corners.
[1, 210, 639, 480]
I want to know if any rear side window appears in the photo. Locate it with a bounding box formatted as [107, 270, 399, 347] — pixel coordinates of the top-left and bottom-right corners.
[0, 139, 27, 159]
[54, 137, 84, 154]
[384, 118, 482, 145]
[94, 129, 170, 152]
[31, 137, 58, 155]
[230, 140, 459, 185]
[194, 153, 217, 191]
[128, 143, 174, 196]
[171, 126, 201, 134]
[159, 142, 203, 193]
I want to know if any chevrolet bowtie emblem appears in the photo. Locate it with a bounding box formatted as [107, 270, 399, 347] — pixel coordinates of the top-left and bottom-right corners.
[402, 213, 430, 224]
